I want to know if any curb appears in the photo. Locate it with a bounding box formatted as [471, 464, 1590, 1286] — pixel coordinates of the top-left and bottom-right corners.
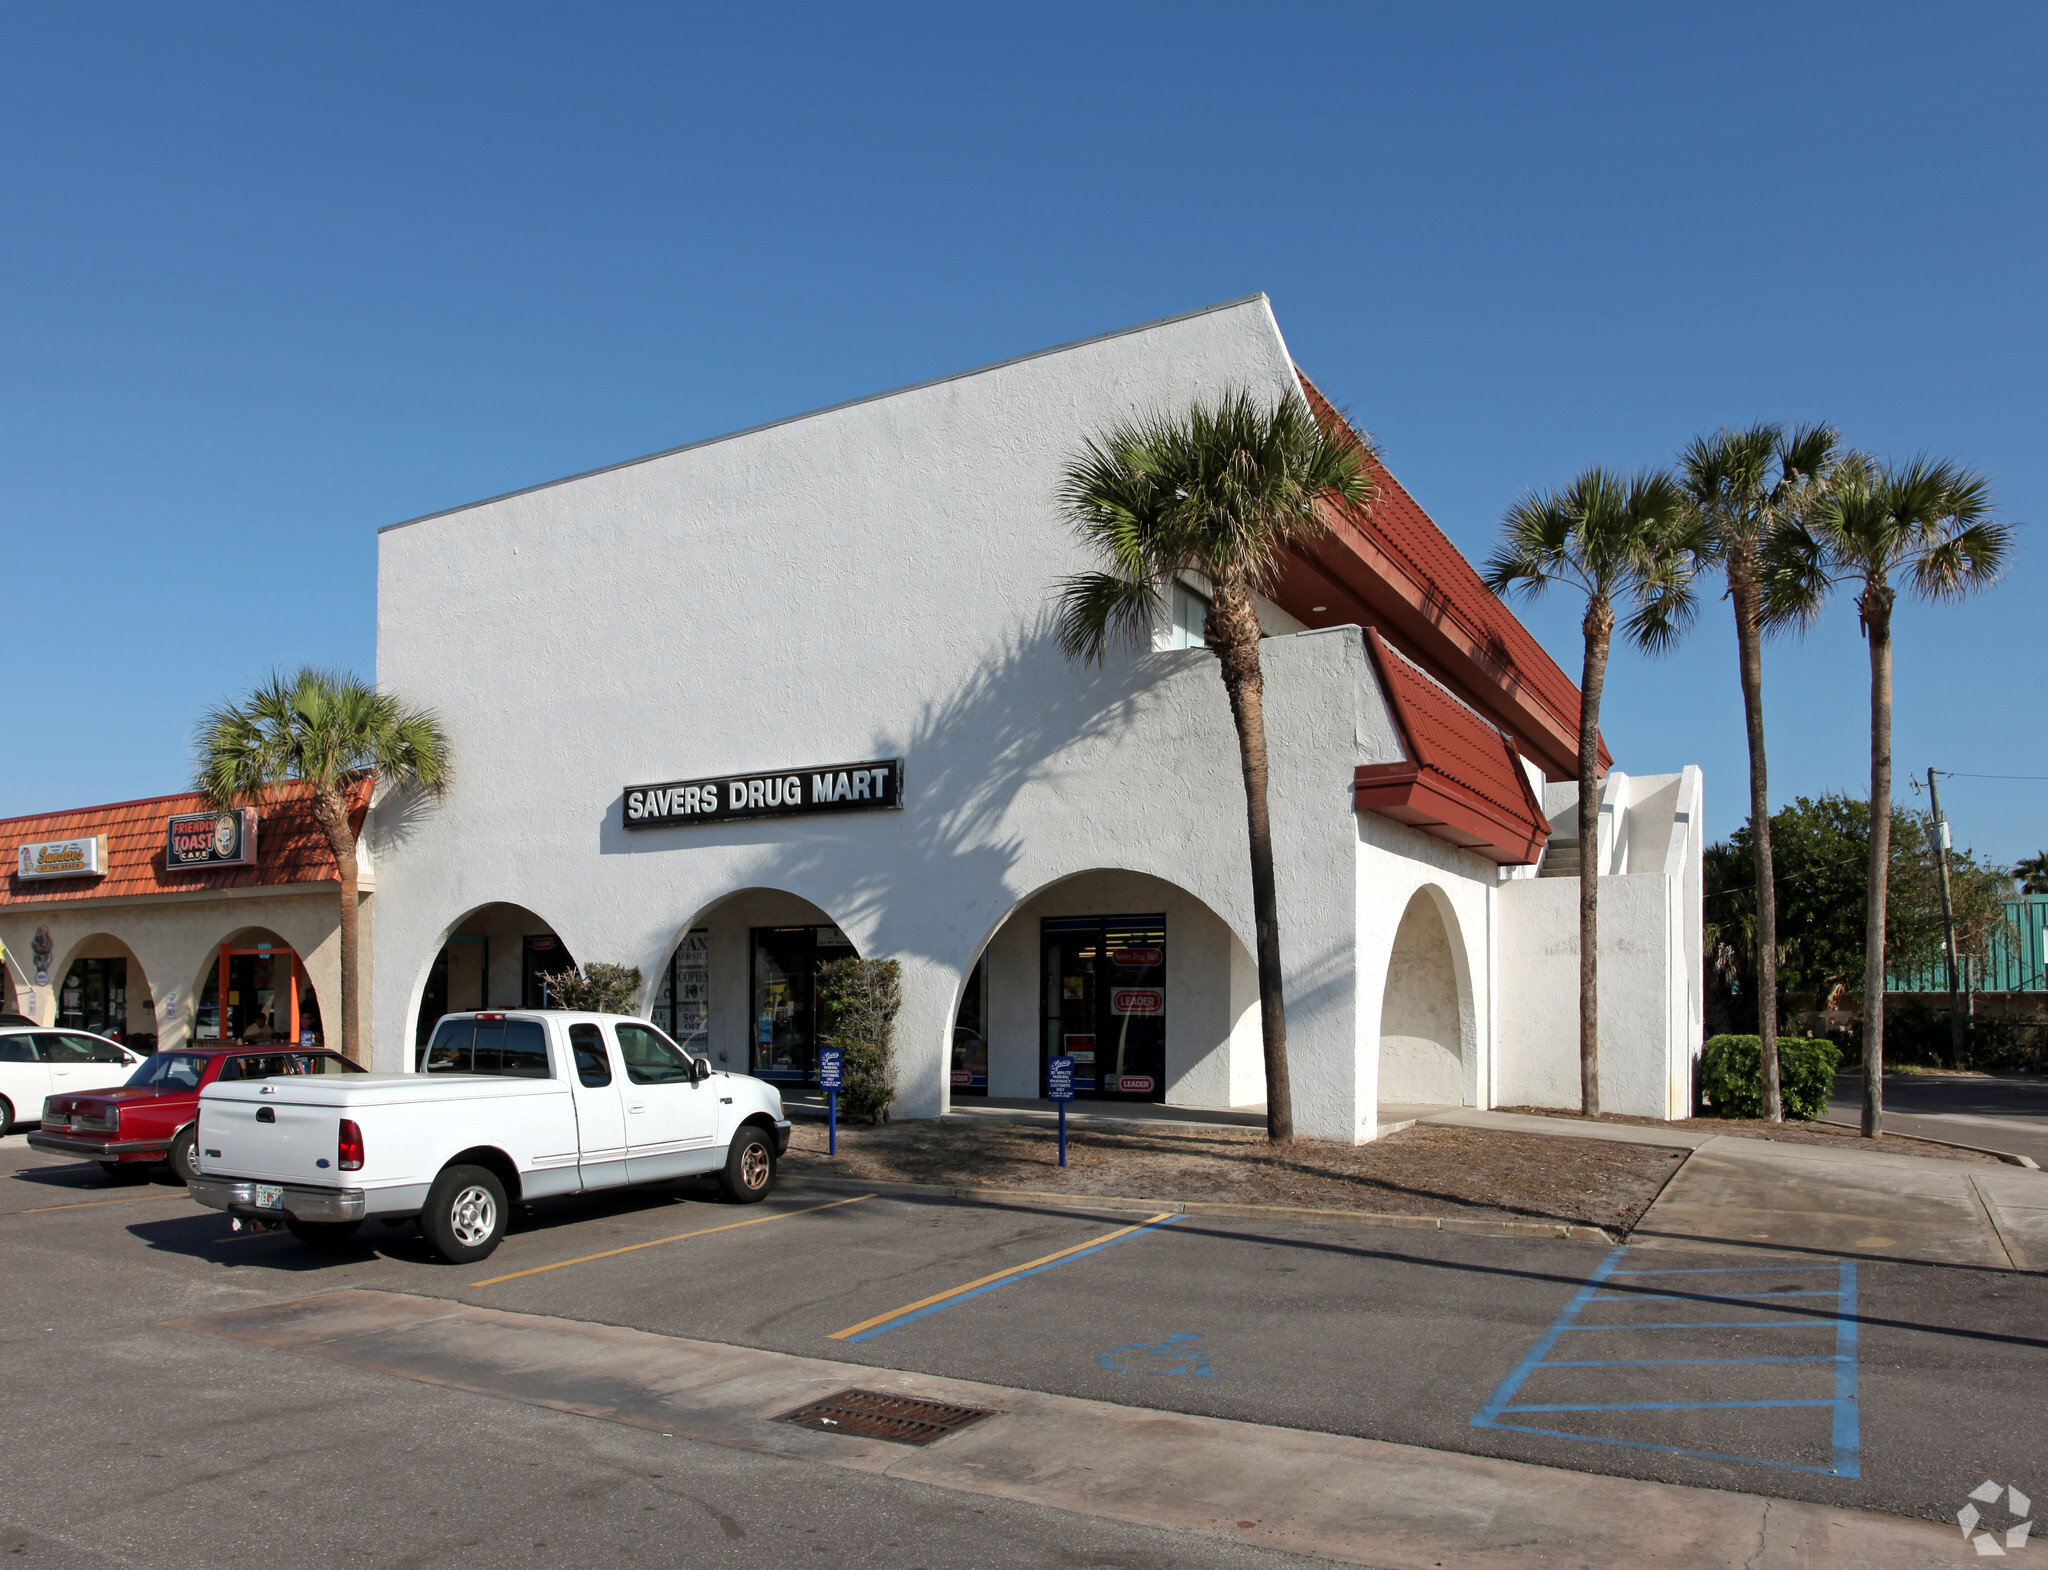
[784, 1171, 1617, 1243]
[1813, 1120, 2039, 1168]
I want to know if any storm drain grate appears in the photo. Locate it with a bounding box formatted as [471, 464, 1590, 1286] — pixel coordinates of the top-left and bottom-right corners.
[775, 1388, 994, 1446]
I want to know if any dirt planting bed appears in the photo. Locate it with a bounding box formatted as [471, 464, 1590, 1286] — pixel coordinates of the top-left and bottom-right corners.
[781, 1118, 1688, 1234]
[1494, 1106, 2003, 1163]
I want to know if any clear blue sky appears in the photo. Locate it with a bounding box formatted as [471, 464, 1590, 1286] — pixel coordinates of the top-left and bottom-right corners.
[4, 3, 2041, 867]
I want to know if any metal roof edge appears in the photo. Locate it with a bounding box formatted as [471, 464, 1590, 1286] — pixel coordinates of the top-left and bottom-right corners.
[378, 294, 1275, 536]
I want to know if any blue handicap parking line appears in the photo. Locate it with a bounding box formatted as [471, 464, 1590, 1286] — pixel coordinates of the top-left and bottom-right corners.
[1471, 1246, 1861, 1478]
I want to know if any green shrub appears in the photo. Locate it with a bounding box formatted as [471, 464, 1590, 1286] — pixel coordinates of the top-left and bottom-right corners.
[1698, 1033, 1842, 1120]
[816, 956, 901, 1123]
[537, 962, 644, 1014]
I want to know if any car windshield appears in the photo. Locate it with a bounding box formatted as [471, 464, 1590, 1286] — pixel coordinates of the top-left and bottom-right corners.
[220, 1052, 365, 1080]
[128, 1053, 210, 1091]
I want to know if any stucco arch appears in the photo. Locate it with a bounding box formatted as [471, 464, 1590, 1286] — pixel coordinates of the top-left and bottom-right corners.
[954, 865, 1262, 1110]
[643, 886, 861, 1080]
[400, 901, 575, 1063]
[48, 931, 154, 1042]
[183, 923, 327, 1049]
[1374, 885, 1478, 1107]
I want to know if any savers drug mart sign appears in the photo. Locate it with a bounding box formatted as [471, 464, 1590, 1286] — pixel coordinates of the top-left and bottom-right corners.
[625, 758, 904, 828]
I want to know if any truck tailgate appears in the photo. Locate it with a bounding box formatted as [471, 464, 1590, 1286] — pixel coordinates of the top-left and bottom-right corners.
[199, 1086, 350, 1185]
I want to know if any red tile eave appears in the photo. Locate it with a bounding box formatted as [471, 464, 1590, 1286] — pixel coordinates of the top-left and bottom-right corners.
[1354, 764, 1548, 866]
[1280, 373, 1611, 779]
[1358, 630, 1551, 866]
[0, 778, 371, 908]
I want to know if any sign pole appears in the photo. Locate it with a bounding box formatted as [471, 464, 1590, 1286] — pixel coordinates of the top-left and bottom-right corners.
[818, 1047, 843, 1158]
[1046, 1054, 1074, 1170]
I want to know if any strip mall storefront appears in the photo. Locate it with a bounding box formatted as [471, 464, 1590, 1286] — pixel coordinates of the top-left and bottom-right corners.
[0, 783, 374, 1058]
[367, 296, 1707, 1137]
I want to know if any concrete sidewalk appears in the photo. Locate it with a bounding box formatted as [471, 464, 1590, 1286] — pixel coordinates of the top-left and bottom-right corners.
[1418, 1107, 2048, 1269]
[174, 1288, 1965, 1570]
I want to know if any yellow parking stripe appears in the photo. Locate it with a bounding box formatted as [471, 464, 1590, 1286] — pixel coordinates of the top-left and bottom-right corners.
[472, 1193, 872, 1285]
[828, 1213, 1176, 1341]
[19, 1192, 188, 1214]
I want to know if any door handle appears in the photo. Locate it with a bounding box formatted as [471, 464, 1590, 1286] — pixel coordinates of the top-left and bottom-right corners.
[627, 1102, 646, 1113]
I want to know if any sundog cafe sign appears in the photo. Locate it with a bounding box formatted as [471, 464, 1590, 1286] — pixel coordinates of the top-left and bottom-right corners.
[625, 759, 903, 828]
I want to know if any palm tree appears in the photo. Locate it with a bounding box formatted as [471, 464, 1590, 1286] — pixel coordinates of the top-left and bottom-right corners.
[2015, 852, 2048, 896]
[1764, 455, 2014, 1137]
[1485, 469, 1702, 1117]
[1678, 424, 1838, 1121]
[197, 668, 451, 1064]
[1053, 389, 1372, 1143]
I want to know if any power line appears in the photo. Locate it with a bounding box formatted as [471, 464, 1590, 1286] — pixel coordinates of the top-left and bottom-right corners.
[1933, 771, 2048, 782]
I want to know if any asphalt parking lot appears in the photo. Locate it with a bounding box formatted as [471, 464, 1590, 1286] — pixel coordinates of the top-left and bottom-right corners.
[7, 1137, 2042, 1543]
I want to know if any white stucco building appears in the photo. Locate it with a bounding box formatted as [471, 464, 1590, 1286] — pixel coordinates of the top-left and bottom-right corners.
[364, 295, 1704, 1140]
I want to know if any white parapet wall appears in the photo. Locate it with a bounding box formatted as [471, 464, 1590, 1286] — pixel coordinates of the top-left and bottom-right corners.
[1496, 767, 1703, 1118]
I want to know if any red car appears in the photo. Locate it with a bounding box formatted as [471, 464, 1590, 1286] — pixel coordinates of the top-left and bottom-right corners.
[29, 1046, 363, 1181]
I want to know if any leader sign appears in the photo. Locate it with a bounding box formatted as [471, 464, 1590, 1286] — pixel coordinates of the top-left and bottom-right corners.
[625, 758, 903, 828]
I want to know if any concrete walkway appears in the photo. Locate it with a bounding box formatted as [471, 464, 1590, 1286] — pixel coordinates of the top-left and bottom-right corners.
[1414, 1107, 2048, 1270]
[174, 1288, 1966, 1570]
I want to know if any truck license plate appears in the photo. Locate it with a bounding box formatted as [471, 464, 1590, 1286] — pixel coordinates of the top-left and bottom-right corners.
[255, 1184, 283, 1210]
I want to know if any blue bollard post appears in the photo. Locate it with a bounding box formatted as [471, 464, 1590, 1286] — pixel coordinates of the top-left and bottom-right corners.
[1058, 1099, 1067, 1168]
[829, 1086, 838, 1156]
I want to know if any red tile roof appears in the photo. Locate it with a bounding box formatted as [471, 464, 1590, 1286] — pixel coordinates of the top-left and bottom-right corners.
[1355, 630, 1551, 865]
[0, 779, 372, 906]
[1272, 374, 1609, 781]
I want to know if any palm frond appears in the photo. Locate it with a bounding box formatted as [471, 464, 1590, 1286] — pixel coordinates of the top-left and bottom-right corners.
[1757, 517, 1835, 632]
[1053, 571, 1159, 663]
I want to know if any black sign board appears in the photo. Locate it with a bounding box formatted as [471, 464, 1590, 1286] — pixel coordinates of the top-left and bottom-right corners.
[166, 808, 257, 871]
[624, 758, 904, 829]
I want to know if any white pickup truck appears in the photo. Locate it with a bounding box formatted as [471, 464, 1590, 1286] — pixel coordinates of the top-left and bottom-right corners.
[186, 1010, 792, 1262]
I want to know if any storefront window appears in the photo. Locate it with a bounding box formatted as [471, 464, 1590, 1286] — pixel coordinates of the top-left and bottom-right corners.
[749, 925, 854, 1084]
[1170, 581, 1211, 649]
[951, 955, 988, 1095]
[1041, 914, 1166, 1100]
[522, 934, 575, 1008]
[197, 948, 320, 1046]
[58, 957, 126, 1038]
[652, 930, 710, 1053]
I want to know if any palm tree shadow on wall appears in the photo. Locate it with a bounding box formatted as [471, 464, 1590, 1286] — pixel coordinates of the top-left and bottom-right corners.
[766, 613, 1207, 966]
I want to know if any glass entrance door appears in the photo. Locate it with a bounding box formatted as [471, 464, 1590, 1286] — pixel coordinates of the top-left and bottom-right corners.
[749, 925, 855, 1084]
[1040, 914, 1166, 1101]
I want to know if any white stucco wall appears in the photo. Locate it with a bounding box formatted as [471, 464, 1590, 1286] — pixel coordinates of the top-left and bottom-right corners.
[372, 296, 1402, 1138]
[1376, 891, 1464, 1106]
[1495, 767, 1703, 1118]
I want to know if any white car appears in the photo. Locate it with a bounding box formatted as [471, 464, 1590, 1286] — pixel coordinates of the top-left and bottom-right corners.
[186, 1010, 792, 1262]
[0, 1026, 145, 1136]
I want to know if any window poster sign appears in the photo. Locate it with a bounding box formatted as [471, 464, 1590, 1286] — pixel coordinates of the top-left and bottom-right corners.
[16, 835, 109, 880]
[624, 758, 904, 828]
[165, 808, 258, 871]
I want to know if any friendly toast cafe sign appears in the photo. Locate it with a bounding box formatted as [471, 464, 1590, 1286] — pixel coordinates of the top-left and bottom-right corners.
[16, 835, 110, 880]
[165, 808, 258, 871]
[625, 758, 904, 829]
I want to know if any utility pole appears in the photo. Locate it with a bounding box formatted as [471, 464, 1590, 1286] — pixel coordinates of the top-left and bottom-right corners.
[1927, 768, 1967, 1068]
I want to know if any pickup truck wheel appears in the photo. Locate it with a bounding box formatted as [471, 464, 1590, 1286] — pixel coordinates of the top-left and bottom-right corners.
[286, 1219, 363, 1247]
[421, 1164, 506, 1263]
[719, 1125, 777, 1204]
[169, 1127, 199, 1186]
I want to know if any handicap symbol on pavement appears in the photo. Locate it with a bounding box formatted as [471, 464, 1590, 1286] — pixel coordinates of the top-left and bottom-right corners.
[1097, 1332, 1219, 1378]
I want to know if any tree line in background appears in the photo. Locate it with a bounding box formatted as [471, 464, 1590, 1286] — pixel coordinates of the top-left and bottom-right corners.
[1703, 795, 2019, 1048]
[1486, 425, 2015, 1138]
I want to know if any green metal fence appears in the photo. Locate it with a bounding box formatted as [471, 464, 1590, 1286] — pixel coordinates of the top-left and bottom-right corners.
[1887, 894, 2048, 994]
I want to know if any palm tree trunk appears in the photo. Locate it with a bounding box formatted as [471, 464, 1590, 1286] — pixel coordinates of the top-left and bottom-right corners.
[310, 785, 363, 1066]
[1209, 584, 1293, 1143]
[1577, 597, 1614, 1118]
[1861, 588, 1894, 1138]
[1728, 549, 1781, 1120]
